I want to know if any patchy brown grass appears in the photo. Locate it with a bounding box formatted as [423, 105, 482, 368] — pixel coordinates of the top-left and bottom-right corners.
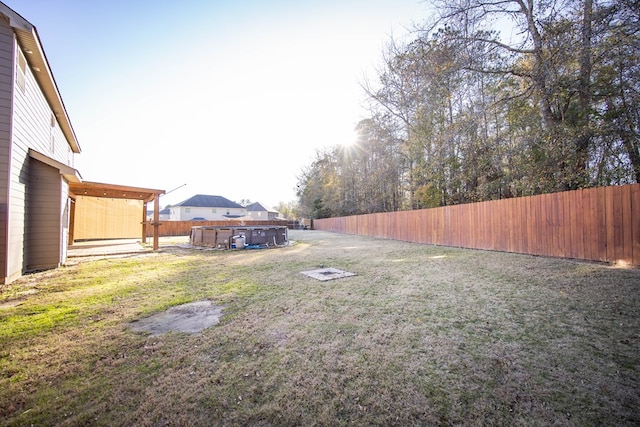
[1, 230, 639, 426]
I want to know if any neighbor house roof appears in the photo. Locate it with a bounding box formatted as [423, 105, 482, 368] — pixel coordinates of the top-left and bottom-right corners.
[148, 207, 171, 216]
[246, 202, 267, 211]
[246, 202, 278, 214]
[0, 2, 80, 153]
[175, 194, 243, 209]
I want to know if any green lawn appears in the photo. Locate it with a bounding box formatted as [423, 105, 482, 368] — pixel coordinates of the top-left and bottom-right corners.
[1, 230, 639, 426]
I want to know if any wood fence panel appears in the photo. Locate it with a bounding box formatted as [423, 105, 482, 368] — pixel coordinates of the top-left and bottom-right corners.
[513, 197, 522, 253]
[372, 213, 380, 238]
[417, 209, 427, 244]
[595, 187, 608, 262]
[409, 210, 417, 243]
[356, 215, 364, 236]
[477, 202, 484, 249]
[621, 185, 633, 264]
[557, 192, 566, 258]
[632, 185, 640, 266]
[506, 197, 515, 253]
[530, 196, 538, 255]
[520, 196, 528, 255]
[483, 201, 493, 250]
[359, 214, 365, 236]
[345, 216, 352, 234]
[482, 201, 491, 249]
[457, 205, 465, 248]
[532, 195, 542, 256]
[565, 190, 574, 258]
[414, 210, 424, 244]
[396, 211, 405, 241]
[530, 197, 546, 255]
[612, 186, 624, 262]
[500, 199, 510, 251]
[525, 196, 536, 255]
[430, 208, 438, 245]
[537, 194, 547, 256]
[606, 186, 616, 262]
[443, 207, 451, 246]
[425, 209, 434, 245]
[466, 204, 475, 249]
[582, 189, 594, 261]
[313, 184, 640, 266]
[401, 210, 411, 242]
[475, 202, 486, 250]
[383, 212, 390, 239]
[571, 190, 584, 260]
[553, 192, 561, 258]
[488, 201, 497, 250]
[544, 193, 555, 258]
[408, 211, 415, 242]
[437, 207, 446, 246]
[472, 203, 482, 249]
[540, 194, 549, 256]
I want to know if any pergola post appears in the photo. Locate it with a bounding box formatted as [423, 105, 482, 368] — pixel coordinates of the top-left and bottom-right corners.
[141, 202, 148, 244]
[153, 194, 160, 250]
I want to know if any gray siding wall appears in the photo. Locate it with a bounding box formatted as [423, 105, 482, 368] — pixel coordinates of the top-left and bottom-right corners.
[26, 159, 61, 270]
[0, 17, 14, 282]
[0, 21, 75, 282]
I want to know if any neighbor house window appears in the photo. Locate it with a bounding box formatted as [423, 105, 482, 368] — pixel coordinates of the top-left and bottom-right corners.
[185, 208, 191, 213]
[16, 49, 26, 92]
[212, 209, 217, 214]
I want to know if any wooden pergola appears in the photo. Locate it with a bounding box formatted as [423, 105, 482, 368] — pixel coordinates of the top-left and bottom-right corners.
[68, 181, 165, 250]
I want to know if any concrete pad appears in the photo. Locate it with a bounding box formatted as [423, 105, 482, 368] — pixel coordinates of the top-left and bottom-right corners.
[300, 267, 356, 281]
[130, 300, 224, 336]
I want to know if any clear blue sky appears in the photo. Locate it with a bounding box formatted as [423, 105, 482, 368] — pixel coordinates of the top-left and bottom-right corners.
[6, 0, 428, 209]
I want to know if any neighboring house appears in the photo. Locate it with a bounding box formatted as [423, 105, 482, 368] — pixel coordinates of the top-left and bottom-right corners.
[0, 3, 82, 283]
[245, 202, 280, 220]
[170, 195, 246, 220]
[147, 207, 171, 221]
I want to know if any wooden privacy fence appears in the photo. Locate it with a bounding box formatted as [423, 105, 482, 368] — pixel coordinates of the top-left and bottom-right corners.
[145, 220, 288, 237]
[314, 184, 640, 266]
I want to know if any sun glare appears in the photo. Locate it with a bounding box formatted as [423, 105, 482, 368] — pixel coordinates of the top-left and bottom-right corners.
[340, 129, 360, 149]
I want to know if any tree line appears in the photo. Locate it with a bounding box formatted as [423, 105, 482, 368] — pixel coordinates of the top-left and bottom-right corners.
[296, 0, 639, 219]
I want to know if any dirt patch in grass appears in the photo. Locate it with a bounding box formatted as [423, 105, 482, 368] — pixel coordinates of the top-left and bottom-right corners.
[129, 300, 224, 336]
[1, 230, 639, 426]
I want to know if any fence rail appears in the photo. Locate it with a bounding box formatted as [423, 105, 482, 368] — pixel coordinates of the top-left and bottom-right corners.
[144, 220, 288, 237]
[313, 184, 640, 266]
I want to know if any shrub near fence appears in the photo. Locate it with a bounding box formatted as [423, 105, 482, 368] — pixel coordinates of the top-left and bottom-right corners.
[314, 184, 640, 267]
[145, 220, 288, 237]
